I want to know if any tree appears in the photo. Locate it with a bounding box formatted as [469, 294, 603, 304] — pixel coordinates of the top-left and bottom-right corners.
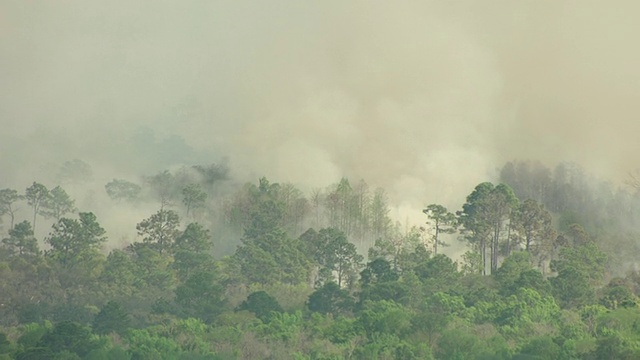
[369, 188, 392, 240]
[136, 209, 181, 254]
[144, 170, 178, 209]
[237, 291, 284, 321]
[0, 188, 23, 230]
[360, 258, 399, 287]
[175, 222, 212, 253]
[104, 179, 141, 203]
[233, 178, 311, 285]
[510, 199, 556, 272]
[37, 321, 99, 358]
[2, 220, 39, 256]
[41, 186, 76, 221]
[494, 251, 535, 295]
[358, 300, 412, 339]
[550, 242, 607, 308]
[182, 184, 207, 217]
[414, 254, 461, 295]
[25, 182, 49, 232]
[303, 227, 363, 288]
[175, 270, 226, 323]
[45, 212, 107, 268]
[367, 224, 423, 272]
[92, 301, 130, 336]
[307, 282, 354, 316]
[459, 182, 518, 275]
[422, 204, 457, 255]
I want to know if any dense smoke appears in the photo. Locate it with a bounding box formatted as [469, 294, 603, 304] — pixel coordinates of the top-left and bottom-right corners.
[2, 1, 640, 243]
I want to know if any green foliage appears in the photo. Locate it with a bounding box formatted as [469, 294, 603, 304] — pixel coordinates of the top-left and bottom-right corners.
[0, 188, 23, 229]
[257, 310, 304, 342]
[175, 270, 226, 323]
[358, 300, 412, 339]
[459, 182, 519, 274]
[550, 242, 608, 308]
[307, 282, 354, 316]
[5, 164, 640, 358]
[175, 222, 212, 253]
[136, 210, 181, 254]
[37, 321, 101, 358]
[414, 254, 461, 294]
[182, 184, 207, 217]
[237, 291, 283, 321]
[423, 204, 457, 255]
[494, 251, 535, 295]
[515, 336, 562, 360]
[92, 301, 130, 335]
[41, 186, 76, 221]
[25, 182, 49, 232]
[2, 221, 39, 256]
[45, 212, 107, 268]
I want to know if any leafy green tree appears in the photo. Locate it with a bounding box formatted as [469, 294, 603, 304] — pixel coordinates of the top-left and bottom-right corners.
[172, 223, 215, 281]
[175, 270, 226, 323]
[104, 179, 141, 203]
[515, 336, 562, 360]
[173, 250, 215, 283]
[592, 330, 640, 360]
[423, 204, 457, 255]
[136, 210, 181, 254]
[25, 182, 49, 232]
[92, 301, 130, 335]
[127, 242, 175, 289]
[0, 188, 23, 230]
[234, 178, 311, 285]
[306, 228, 363, 288]
[600, 278, 638, 310]
[307, 281, 354, 316]
[435, 326, 487, 360]
[414, 254, 461, 295]
[41, 186, 76, 221]
[45, 212, 107, 268]
[37, 321, 100, 358]
[237, 291, 283, 321]
[360, 258, 399, 287]
[2, 220, 39, 256]
[100, 249, 137, 291]
[174, 222, 212, 253]
[550, 242, 607, 308]
[494, 251, 534, 295]
[513, 269, 552, 296]
[510, 199, 555, 254]
[495, 288, 561, 340]
[358, 300, 412, 339]
[413, 292, 466, 345]
[182, 184, 207, 218]
[124, 328, 182, 360]
[459, 182, 518, 275]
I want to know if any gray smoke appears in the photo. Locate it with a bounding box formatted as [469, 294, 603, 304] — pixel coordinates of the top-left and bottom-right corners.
[2, 1, 639, 240]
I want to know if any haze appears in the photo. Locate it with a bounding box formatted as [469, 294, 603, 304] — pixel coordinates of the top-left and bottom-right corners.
[2, 1, 640, 230]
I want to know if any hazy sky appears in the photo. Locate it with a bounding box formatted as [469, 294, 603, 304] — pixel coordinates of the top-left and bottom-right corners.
[2, 1, 640, 224]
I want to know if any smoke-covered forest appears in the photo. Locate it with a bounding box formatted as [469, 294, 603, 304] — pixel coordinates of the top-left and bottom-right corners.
[4, 1, 640, 359]
[1, 159, 640, 359]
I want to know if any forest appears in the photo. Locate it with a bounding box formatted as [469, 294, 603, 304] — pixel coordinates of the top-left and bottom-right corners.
[1, 159, 640, 359]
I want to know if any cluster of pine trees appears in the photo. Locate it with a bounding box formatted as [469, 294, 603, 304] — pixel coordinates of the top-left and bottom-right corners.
[0, 160, 640, 359]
